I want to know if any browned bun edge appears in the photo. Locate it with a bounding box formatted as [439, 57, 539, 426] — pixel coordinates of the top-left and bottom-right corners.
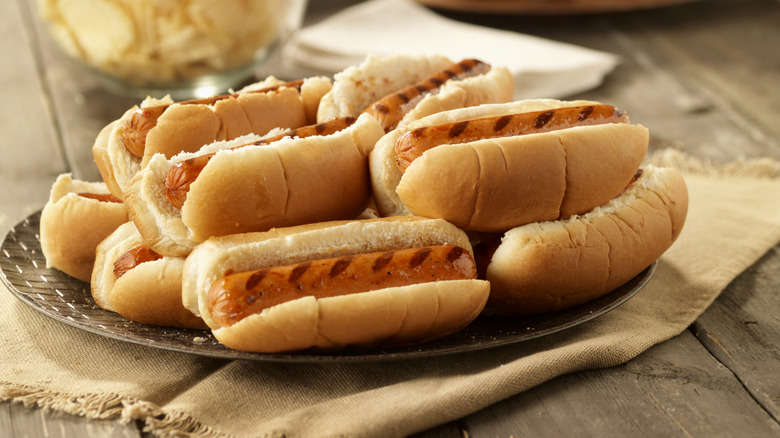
[40, 174, 128, 282]
[485, 165, 688, 316]
[370, 99, 648, 233]
[182, 216, 489, 352]
[91, 222, 206, 329]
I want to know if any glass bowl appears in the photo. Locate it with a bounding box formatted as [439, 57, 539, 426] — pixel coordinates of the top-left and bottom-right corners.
[36, 0, 308, 99]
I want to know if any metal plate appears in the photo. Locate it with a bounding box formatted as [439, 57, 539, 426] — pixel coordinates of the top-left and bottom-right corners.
[1, 211, 655, 363]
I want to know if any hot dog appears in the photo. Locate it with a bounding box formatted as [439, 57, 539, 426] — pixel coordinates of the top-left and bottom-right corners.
[370, 99, 649, 233]
[317, 54, 514, 131]
[123, 113, 386, 257]
[482, 165, 688, 316]
[40, 174, 128, 282]
[91, 222, 207, 329]
[93, 75, 332, 200]
[181, 216, 489, 353]
[164, 116, 358, 209]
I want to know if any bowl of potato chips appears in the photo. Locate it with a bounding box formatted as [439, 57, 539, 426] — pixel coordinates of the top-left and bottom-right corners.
[36, 0, 308, 99]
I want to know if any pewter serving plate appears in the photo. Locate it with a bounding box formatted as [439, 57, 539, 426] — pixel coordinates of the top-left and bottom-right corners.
[1, 211, 655, 363]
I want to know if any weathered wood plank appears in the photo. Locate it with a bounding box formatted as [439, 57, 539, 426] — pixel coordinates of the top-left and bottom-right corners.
[693, 245, 780, 422]
[450, 330, 780, 437]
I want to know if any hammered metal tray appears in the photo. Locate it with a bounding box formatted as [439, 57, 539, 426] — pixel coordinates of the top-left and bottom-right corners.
[0, 211, 655, 363]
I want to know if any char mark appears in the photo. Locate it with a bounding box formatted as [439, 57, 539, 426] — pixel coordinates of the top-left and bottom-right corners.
[245, 269, 268, 291]
[329, 256, 353, 278]
[534, 110, 555, 128]
[409, 247, 432, 269]
[372, 251, 395, 273]
[289, 262, 312, 284]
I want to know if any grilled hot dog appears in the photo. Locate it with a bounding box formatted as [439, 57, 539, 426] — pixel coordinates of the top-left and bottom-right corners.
[182, 216, 490, 353]
[91, 222, 207, 329]
[93, 76, 332, 200]
[208, 244, 475, 328]
[121, 80, 305, 159]
[370, 99, 649, 233]
[364, 58, 492, 132]
[395, 104, 629, 172]
[317, 54, 513, 131]
[164, 116, 358, 209]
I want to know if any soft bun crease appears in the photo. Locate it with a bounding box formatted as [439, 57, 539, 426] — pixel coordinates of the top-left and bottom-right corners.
[317, 53, 514, 130]
[182, 216, 490, 353]
[39, 173, 128, 282]
[124, 113, 385, 257]
[91, 222, 207, 329]
[93, 76, 332, 200]
[369, 99, 649, 233]
[485, 165, 688, 316]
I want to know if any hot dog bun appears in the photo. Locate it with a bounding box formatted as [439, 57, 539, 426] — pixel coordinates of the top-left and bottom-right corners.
[39, 174, 128, 282]
[91, 222, 207, 329]
[370, 99, 649, 232]
[182, 216, 490, 353]
[124, 113, 385, 257]
[485, 165, 688, 316]
[93, 76, 332, 200]
[317, 54, 514, 130]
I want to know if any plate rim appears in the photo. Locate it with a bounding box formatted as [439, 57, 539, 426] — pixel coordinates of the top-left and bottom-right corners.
[1, 210, 655, 363]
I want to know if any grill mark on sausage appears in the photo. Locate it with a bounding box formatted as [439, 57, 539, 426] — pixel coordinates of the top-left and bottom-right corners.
[245, 269, 268, 291]
[428, 77, 444, 87]
[373, 103, 390, 114]
[534, 110, 555, 128]
[314, 123, 327, 134]
[493, 115, 513, 132]
[446, 246, 465, 263]
[449, 121, 470, 138]
[396, 92, 411, 104]
[372, 251, 395, 273]
[409, 247, 432, 268]
[578, 106, 594, 121]
[289, 262, 311, 284]
[329, 256, 353, 278]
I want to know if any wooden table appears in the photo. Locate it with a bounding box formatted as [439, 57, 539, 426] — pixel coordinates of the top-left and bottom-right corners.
[2, 0, 778, 436]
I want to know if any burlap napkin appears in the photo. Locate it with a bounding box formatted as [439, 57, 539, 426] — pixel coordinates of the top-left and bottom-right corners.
[2, 149, 780, 438]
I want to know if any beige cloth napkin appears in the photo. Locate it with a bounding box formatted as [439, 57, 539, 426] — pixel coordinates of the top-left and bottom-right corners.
[2, 149, 780, 437]
[284, 0, 619, 99]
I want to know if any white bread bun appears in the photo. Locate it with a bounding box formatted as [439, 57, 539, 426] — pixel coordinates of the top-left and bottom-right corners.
[182, 216, 489, 353]
[94, 76, 331, 200]
[39, 174, 128, 282]
[369, 99, 649, 232]
[316, 54, 513, 129]
[485, 165, 688, 316]
[124, 113, 385, 257]
[91, 222, 207, 329]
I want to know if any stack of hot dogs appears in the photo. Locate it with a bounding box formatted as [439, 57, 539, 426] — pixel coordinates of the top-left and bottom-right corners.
[39, 53, 687, 353]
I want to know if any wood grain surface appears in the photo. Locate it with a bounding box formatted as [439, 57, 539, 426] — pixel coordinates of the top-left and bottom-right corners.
[2, 0, 778, 436]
